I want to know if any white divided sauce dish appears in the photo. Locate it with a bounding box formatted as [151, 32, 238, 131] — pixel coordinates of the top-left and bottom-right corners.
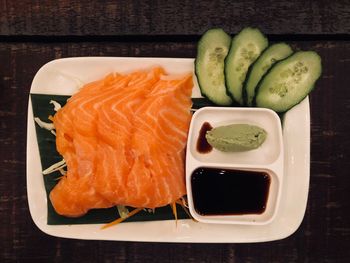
[186, 107, 284, 225]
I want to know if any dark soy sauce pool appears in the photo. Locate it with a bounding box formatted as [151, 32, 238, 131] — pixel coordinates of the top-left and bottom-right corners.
[191, 167, 271, 216]
[196, 122, 213, 154]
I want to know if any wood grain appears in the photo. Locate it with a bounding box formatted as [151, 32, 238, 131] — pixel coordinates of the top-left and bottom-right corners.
[0, 0, 350, 36]
[0, 40, 349, 262]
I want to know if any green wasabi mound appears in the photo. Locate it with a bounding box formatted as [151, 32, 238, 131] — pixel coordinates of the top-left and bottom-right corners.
[205, 124, 267, 152]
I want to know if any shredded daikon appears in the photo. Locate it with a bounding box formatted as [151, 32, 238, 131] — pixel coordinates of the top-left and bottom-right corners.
[117, 205, 130, 219]
[58, 168, 67, 175]
[34, 117, 55, 131]
[50, 100, 61, 111]
[42, 159, 66, 175]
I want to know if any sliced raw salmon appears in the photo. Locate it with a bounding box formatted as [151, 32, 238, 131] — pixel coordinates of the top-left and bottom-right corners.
[50, 67, 193, 217]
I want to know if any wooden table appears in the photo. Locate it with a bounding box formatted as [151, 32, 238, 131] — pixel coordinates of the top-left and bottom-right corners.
[1, 1, 349, 262]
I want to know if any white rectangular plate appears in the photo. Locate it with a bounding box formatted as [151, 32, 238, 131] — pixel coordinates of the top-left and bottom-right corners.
[27, 57, 310, 242]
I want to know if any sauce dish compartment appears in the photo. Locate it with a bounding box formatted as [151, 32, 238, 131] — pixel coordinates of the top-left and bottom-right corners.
[188, 107, 283, 166]
[186, 107, 284, 225]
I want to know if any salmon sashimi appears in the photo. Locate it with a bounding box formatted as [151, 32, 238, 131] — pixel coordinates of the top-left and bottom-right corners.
[50, 67, 193, 217]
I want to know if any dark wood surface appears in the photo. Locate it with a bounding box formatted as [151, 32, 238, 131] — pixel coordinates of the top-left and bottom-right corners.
[1, 1, 350, 262]
[1, 0, 350, 36]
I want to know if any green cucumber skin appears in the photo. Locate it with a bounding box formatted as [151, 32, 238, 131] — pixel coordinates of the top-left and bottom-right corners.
[243, 43, 293, 106]
[224, 27, 268, 105]
[195, 28, 233, 106]
[254, 51, 322, 113]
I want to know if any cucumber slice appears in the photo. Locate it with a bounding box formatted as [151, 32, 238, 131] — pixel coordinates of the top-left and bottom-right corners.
[255, 51, 322, 112]
[195, 28, 232, 105]
[225, 27, 268, 105]
[244, 43, 293, 106]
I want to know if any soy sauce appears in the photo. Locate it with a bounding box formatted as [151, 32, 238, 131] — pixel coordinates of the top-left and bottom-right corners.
[191, 168, 270, 216]
[196, 122, 213, 154]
